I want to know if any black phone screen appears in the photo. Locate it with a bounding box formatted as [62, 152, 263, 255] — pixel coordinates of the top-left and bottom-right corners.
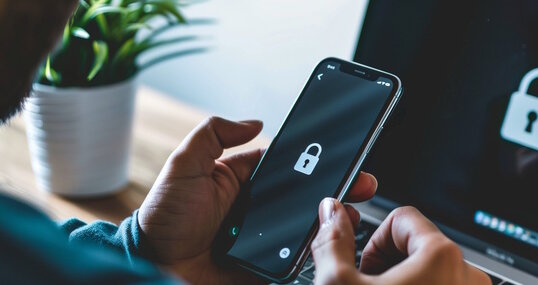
[220, 58, 398, 278]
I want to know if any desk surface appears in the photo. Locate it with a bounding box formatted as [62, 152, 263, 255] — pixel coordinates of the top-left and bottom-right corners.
[0, 86, 269, 225]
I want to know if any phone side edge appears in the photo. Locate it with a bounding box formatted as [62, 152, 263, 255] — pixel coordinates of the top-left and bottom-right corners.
[336, 80, 403, 202]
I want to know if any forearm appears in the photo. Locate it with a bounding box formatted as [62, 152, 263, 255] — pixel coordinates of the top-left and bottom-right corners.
[0, 194, 182, 284]
[59, 210, 156, 266]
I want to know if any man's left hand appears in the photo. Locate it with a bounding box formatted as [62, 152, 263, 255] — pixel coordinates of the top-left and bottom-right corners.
[138, 117, 378, 285]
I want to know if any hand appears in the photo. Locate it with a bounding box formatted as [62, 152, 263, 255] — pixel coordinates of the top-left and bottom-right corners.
[138, 117, 379, 285]
[311, 202, 491, 285]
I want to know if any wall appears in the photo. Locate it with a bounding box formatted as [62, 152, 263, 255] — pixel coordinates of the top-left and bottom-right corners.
[139, 0, 369, 136]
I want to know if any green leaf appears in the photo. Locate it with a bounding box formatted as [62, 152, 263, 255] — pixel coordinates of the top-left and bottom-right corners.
[81, 5, 126, 26]
[87, 41, 108, 81]
[125, 23, 152, 33]
[42, 0, 206, 87]
[79, 0, 90, 9]
[95, 14, 109, 36]
[142, 18, 213, 43]
[142, 0, 186, 23]
[138, 47, 208, 72]
[135, 36, 198, 56]
[111, 38, 135, 66]
[71, 27, 90, 39]
[120, 0, 141, 7]
[45, 56, 61, 84]
[62, 25, 71, 47]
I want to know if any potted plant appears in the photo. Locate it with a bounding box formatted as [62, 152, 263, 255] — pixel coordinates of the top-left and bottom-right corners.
[24, 0, 205, 197]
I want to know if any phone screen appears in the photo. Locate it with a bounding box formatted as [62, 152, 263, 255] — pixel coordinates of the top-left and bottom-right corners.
[220, 59, 399, 278]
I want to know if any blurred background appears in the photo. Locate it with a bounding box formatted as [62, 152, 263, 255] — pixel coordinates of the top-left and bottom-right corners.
[1, 2, 537, 283]
[0, 0, 370, 209]
[139, 0, 368, 135]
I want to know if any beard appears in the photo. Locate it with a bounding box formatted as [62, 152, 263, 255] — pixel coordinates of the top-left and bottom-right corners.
[0, 70, 33, 124]
[0, 0, 77, 123]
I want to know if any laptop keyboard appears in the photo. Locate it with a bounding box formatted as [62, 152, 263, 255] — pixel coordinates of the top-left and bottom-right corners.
[282, 220, 511, 285]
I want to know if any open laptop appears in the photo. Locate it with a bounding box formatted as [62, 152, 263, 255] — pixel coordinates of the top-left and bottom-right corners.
[284, 1, 538, 284]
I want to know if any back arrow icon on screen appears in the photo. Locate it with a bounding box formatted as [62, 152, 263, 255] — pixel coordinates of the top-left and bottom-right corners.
[317, 73, 324, 80]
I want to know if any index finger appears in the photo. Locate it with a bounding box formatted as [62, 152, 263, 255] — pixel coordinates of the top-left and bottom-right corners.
[359, 206, 442, 275]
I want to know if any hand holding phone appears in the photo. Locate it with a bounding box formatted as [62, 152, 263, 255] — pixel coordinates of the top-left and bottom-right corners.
[213, 58, 403, 283]
[311, 202, 491, 285]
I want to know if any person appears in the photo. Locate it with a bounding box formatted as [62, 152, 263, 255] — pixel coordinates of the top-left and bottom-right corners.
[0, 1, 490, 284]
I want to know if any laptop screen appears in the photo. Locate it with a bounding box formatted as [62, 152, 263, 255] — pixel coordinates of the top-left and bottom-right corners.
[354, 0, 538, 273]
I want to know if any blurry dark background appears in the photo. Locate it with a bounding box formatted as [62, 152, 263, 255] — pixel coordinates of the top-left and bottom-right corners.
[355, 0, 538, 263]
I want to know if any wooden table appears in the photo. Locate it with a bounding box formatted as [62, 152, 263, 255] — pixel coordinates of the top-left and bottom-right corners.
[0, 86, 269, 225]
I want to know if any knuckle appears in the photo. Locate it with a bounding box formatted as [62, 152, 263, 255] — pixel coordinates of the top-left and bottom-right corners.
[199, 116, 223, 157]
[324, 225, 343, 241]
[203, 116, 220, 126]
[313, 225, 342, 250]
[391, 206, 420, 218]
[201, 117, 217, 136]
[200, 116, 219, 135]
[312, 226, 346, 257]
[311, 234, 322, 251]
[430, 237, 463, 263]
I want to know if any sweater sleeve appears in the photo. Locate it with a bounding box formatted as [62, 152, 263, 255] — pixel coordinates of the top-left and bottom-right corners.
[58, 210, 154, 266]
[0, 194, 183, 285]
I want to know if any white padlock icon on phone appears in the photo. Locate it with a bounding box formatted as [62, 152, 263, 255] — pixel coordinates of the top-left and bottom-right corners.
[500, 68, 538, 151]
[294, 143, 322, 175]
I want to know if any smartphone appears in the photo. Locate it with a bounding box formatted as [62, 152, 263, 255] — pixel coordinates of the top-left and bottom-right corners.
[213, 58, 403, 283]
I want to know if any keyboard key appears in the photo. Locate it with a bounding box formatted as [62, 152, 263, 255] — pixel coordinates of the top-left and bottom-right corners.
[355, 249, 362, 268]
[302, 256, 314, 270]
[355, 221, 378, 249]
[286, 277, 313, 285]
[355, 249, 363, 259]
[501, 281, 515, 285]
[302, 266, 316, 280]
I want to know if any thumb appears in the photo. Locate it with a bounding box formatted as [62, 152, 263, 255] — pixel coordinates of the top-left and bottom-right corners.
[169, 117, 263, 177]
[219, 148, 266, 184]
[311, 198, 360, 285]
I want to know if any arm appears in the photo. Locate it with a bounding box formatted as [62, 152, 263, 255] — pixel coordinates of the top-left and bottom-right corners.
[0, 194, 182, 285]
[58, 210, 155, 266]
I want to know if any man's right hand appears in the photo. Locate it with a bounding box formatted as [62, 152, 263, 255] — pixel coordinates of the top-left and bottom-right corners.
[311, 200, 491, 285]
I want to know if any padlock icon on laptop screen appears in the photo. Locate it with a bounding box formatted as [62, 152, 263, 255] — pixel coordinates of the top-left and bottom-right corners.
[500, 68, 538, 151]
[294, 143, 322, 175]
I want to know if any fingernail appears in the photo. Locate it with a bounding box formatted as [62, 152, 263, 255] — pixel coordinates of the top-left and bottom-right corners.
[320, 199, 336, 226]
[368, 173, 378, 190]
[362, 171, 378, 191]
[240, 119, 263, 125]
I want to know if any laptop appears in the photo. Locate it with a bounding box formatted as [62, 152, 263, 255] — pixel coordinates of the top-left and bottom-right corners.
[283, 1, 538, 284]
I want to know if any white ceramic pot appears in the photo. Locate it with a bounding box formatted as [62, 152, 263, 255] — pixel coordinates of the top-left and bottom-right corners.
[23, 79, 136, 197]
